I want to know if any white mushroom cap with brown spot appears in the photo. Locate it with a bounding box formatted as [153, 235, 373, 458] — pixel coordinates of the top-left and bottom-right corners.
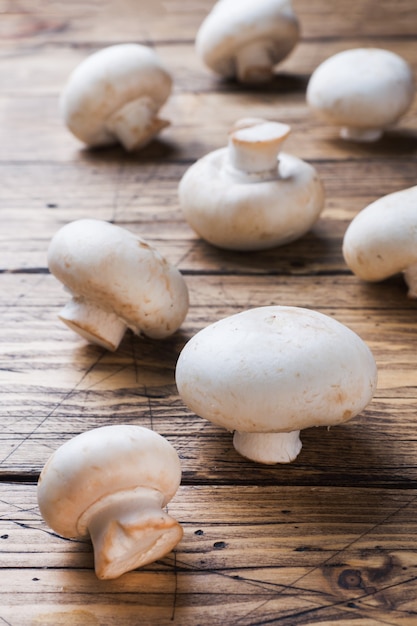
[175, 306, 377, 464]
[47, 219, 189, 350]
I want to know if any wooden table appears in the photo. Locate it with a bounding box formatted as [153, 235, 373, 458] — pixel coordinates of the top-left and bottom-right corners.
[1, 1, 417, 624]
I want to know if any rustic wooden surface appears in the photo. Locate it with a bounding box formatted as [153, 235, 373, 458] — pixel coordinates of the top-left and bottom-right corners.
[1, 1, 417, 624]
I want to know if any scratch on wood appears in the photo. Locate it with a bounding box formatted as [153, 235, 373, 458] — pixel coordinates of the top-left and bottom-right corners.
[233, 494, 417, 625]
[0, 349, 106, 466]
[170, 550, 178, 621]
[110, 163, 125, 224]
[147, 393, 154, 430]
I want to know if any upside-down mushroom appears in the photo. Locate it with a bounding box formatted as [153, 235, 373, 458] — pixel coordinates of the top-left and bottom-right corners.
[178, 118, 325, 250]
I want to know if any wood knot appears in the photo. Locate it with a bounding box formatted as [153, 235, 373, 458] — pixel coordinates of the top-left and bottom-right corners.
[338, 569, 364, 590]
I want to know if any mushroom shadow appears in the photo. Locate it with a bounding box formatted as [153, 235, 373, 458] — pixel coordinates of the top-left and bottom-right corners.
[350, 274, 417, 321]
[78, 137, 181, 166]
[215, 71, 309, 96]
[67, 330, 191, 398]
[191, 228, 336, 275]
[325, 128, 417, 158]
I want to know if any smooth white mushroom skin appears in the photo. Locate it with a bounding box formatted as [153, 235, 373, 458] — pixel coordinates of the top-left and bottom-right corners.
[47, 219, 189, 350]
[343, 185, 417, 297]
[179, 120, 324, 251]
[196, 0, 299, 83]
[307, 48, 415, 142]
[37, 425, 183, 580]
[60, 43, 172, 150]
[175, 306, 377, 464]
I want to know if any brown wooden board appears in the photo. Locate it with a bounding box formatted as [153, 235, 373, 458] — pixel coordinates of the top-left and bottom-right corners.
[1, 0, 417, 623]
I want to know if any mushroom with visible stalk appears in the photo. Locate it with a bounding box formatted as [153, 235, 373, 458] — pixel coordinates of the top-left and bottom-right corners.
[306, 48, 415, 142]
[47, 219, 189, 351]
[176, 306, 377, 464]
[37, 425, 183, 580]
[196, 0, 299, 83]
[343, 185, 417, 297]
[178, 118, 325, 251]
[61, 43, 172, 151]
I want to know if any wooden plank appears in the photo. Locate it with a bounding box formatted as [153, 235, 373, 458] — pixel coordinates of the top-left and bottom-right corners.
[2, 0, 417, 622]
[2, 40, 417, 97]
[1, 483, 416, 625]
[1, 272, 417, 484]
[1, 0, 417, 43]
[2, 404, 417, 486]
[1, 159, 416, 273]
[1, 88, 416, 164]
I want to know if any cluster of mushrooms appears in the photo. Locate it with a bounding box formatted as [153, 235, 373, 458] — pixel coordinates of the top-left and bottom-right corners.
[38, 0, 415, 580]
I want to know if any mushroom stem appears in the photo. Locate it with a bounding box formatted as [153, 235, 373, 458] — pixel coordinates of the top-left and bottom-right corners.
[235, 41, 274, 83]
[340, 126, 383, 142]
[59, 297, 127, 351]
[403, 263, 417, 298]
[233, 430, 302, 464]
[228, 121, 291, 176]
[105, 96, 169, 151]
[83, 487, 183, 580]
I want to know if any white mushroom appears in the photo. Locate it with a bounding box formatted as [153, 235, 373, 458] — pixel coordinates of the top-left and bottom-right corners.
[343, 185, 417, 297]
[60, 43, 172, 150]
[196, 0, 299, 83]
[178, 118, 325, 251]
[37, 425, 183, 580]
[306, 48, 415, 142]
[47, 219, 189, 351]
[176, 306, 377, 464]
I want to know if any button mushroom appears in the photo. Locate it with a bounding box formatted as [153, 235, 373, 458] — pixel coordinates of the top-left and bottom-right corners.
[178, 118, 325, 251]
[47, 219, 189, 351]
[195, 0, 299, 83]
[37, 425, 183, 580]
[60, 43, 172, 150]
[306, 48, 415, 142]
[175, 306, 377, 464]
[343, 185, 417, 297]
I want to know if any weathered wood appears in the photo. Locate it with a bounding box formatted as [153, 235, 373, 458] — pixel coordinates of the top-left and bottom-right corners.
[1, 89, 416, 164]
[1, 0, 417, 622]
[2, 0, 417, 43]
[1, 272, 417, 484]
[1, 483, 417, 625]
[1, 159, 417, 274]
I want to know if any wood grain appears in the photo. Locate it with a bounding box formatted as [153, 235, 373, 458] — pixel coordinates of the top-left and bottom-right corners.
[1, 483, 417, 625]
[1, 0, 417, 624]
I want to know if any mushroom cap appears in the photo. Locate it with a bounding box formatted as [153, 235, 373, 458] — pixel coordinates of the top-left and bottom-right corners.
[176, 306, 377, 433]
[37, 425, 182, 538]
[196, 0, 299, 79]
[306, 48, 414, 130]
[178, 148, 324, 251]
[61, 43, 172, 147]
[343, 185, 417, 281]
[47, 219, 189, 339]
